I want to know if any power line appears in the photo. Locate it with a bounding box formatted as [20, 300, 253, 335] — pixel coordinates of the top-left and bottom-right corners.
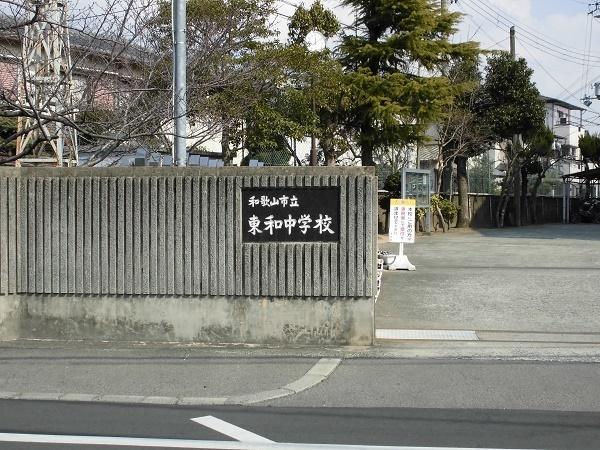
[464, 14, 508, 50]
[518, 39, 580, 101]
[471, 0, 600, 60]
[459, 1, 600, 116]
[459, 0, 600, 68]
[461, 0, 600, 64]
[462, 0, 600, 64]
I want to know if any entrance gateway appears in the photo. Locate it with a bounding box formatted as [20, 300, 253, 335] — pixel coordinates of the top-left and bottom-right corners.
[0, 166, 377, 345]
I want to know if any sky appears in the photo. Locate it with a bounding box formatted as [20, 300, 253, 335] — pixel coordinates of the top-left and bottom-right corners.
[276, 0, 600, 133]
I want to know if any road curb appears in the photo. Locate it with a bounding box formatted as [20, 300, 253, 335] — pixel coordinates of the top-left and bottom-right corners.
[0, 358, 341, 407]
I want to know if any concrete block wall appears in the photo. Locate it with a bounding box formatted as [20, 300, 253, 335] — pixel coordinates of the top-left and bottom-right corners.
[0, 167, 377, 345]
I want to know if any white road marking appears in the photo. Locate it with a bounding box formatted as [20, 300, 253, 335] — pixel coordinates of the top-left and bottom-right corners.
[0, 433, 542, 450]
[191, 415, 273, 443]
[376, 329, 479, 341]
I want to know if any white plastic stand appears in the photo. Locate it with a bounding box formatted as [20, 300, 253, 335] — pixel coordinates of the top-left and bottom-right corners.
[386, 243, 416, 271]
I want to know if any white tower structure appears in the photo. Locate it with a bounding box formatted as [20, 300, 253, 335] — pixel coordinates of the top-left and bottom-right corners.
[16, 0, 78, 166]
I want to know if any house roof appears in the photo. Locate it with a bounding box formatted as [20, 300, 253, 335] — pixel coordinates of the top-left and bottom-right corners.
[0, 14, 149, 64]
[562, 167, 600, 180]
[541, 95, 586, 111]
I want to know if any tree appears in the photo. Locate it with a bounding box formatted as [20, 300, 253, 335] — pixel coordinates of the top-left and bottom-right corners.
[0, 116, 17, 155]
[149, 0, 285, 164]
[339, 0, 479, 166]
[521, 126, 554, 223]
[238, 43, 345, 166]
[477, 52, 545, 227]
[235, 2, 350, 166]
[288, 1, 339, 45]
[434, 57, 494, 228]
[579, 132, 600, 199]
[579, 132, 600, 167]
[288, 2, 354, 166]
[0, 0, 172, 166]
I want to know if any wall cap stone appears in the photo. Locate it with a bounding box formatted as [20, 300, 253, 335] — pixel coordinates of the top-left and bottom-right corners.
[0, 166, 376, 178]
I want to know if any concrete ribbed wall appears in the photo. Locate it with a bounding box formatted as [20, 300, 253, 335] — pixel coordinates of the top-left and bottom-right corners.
[0, 167, 377, 299]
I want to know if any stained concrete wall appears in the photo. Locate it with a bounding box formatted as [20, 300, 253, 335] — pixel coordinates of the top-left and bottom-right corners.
[0, 167, 377, 345]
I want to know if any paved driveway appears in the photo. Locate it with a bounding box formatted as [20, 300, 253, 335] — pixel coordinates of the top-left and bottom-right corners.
[376, 224, 600, 334]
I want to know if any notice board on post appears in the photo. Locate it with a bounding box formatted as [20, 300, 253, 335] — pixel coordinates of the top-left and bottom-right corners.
[389, 198, 416, 243]
[241, 187, 340, 243]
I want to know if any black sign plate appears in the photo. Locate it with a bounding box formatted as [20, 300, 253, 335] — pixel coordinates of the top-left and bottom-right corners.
[242, 187, 340, 242]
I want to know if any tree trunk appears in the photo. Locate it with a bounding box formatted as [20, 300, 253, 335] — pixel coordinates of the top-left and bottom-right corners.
[322, 132, 336, 166]
[360, 122, 375, 166]
[498, 194, 510, 228]
[456, 155, 470, 228]
[496, 164, 513, 228]
[513, 157, 521, 227]
[435, 205, 446, 232]
[441, 159, 453, 195]
[531, 174, 543, 224]
[521, 165, 529, 225]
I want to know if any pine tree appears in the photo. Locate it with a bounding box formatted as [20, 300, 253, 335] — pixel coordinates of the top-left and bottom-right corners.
[340, 0, 479, 166]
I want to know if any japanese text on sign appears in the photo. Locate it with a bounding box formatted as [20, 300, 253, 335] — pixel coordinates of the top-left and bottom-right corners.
[242, 187, 340, 242]
[389, 198, 416, 243]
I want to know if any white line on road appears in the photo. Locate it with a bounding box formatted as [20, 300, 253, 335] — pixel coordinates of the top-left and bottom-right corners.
[376, 329, 479, 341]
[191, 415, 273, 443]
[0, 432, 544, 450]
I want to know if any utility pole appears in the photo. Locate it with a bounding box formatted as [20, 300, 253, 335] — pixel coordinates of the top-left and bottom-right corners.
[510, 26, 522, 226]
[310, 81, 317, 166]
[173, 0, 187, 166]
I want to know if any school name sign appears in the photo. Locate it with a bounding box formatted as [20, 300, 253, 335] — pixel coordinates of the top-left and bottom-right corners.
[241, 187, 340, 243]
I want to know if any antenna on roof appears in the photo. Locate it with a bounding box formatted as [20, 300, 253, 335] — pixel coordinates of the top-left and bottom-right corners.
[16, 0, 78, 167]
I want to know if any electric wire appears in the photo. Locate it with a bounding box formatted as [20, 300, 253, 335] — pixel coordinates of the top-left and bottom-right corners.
[459, 0, 600, 68]
[518, 38, 600, 129]
[518, 38, 580, 101]
[471, 0, 600, 60]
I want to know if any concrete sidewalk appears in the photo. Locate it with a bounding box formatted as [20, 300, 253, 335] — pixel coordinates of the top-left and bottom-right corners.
[376, 224, 600, 335]
[1, 340, 600, 412]
[2, 337, 600, 404]
[0, 343, 343, 405]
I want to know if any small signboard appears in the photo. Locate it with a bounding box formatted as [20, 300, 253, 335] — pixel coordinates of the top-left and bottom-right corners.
[389, 198, 416, 243]
[402, 169, 431, 208]
[242, 187, 340, 243]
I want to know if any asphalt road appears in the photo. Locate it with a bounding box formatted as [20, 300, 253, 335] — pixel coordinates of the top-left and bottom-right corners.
[266, 359, 600, 411]
[1, 400, 600, 449]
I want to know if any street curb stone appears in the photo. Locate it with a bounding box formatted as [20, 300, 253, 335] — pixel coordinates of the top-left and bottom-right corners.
[0, 358, 342, 407]
[178, 397, 228, 406]
[18, 392, 64, 401]
[0, 392, 18, 400]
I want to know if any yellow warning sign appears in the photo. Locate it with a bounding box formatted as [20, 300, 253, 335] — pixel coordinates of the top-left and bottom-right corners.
[388, 198, 416, 243]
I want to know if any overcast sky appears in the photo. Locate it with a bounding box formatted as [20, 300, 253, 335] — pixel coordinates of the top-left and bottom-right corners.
[276, 0, 600, 132]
